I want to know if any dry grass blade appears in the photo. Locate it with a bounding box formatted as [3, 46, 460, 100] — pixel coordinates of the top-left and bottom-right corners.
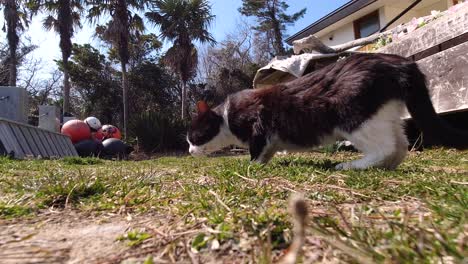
[185, 239, 199, 264]
[208, 190, 232, 212]
[65, 183, 78, 209]
[450, 180, 468, 185]
[233, 172, 257, 183]
[308, 225, 377, 264]
[317, 184, 371, 198]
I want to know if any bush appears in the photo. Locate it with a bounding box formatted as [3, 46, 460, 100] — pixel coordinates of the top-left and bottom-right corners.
[129, 112, 188, 153]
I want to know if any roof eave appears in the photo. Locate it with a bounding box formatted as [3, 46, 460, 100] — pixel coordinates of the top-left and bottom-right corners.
[286, 0, 378, 45]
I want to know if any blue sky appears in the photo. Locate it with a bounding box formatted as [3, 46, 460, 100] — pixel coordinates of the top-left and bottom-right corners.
[8, 0, 350, 76]
[210, 0, 349, 41]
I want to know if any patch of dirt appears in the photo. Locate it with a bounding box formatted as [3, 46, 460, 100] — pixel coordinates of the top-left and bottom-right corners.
[0, 211, 136, 263]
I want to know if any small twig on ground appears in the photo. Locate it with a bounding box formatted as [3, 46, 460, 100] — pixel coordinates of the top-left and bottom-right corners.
[208, 190, 232, 212]
[185, 239, 199, 264]
[333, 206, 353, 233]
[308, 224, 377, 264]
[167, 244, 176, 263]
[410, 133, 423, 152]
[280, 186, 298, 193]
[383, 179, 409, 185]
[176, 181, 186, 191]
[172, 209, 195, 227]
[233, 172, 257, 183]
[314, 170, 327, 175]
[450, 180, 468, 185]
[171, 229, 202, 237]
[316, 184, 371, 198]
[65, 184, 79, 209]
[148, 227, 168, 238]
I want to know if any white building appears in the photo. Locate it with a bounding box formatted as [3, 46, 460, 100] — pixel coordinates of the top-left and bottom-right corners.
[286, 0, 464, 46]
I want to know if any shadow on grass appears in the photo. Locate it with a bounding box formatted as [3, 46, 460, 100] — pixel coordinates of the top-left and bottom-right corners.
[62, 157, 103, 165]
[276, 158, 339, 170]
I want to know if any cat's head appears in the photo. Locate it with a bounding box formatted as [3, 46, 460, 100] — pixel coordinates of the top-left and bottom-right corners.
[187, 101, 225, 156]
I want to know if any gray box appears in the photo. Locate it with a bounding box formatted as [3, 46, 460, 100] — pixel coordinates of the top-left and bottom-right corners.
[39, 105, 60, 132]
[0, 86, 29, 123]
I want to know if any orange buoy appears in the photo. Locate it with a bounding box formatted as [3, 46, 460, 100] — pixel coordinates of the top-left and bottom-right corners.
[92, 128, 105, 141]
[101, 125, 122, 140]
[61, 120, 92, 143]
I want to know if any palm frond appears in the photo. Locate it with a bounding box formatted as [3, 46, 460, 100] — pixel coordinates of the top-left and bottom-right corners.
[146, 0, 215, 45]
[72, 11, 82, 29]
[130, 13, 145, 33]
[42, 15, 58, 32]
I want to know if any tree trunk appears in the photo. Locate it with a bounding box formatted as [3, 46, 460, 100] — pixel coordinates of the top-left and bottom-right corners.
[5, 0, 19, 87]
[121, 61, 128, 139]
[273, 28, 285, 56]
[270, 0, 285, 56]
[8, 46, 17, 87]
[181, 81, 187, 120]
[62, 56, 71, 114]
[58, 0, 73, 114]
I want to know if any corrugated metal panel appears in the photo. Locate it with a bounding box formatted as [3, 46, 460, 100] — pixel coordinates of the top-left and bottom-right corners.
[0, 122, 23, 158]
[0, 118, 78, 159]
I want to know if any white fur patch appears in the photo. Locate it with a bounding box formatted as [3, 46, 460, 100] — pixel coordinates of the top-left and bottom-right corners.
[335, 100, 408, 170]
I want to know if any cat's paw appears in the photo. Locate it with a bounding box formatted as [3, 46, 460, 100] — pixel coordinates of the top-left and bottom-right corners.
[335, 162, 351, 170]
[251, 158, 268, 165]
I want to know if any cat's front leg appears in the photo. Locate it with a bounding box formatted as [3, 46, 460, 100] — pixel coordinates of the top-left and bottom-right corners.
[249, 135, 276, 164]
[251, 149, 276, 164]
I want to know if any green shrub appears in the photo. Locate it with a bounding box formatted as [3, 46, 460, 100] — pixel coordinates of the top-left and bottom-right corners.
[129, 112, 188, 153]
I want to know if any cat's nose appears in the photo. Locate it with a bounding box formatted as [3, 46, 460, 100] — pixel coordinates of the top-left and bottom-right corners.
[189, 146, 199, 156]
[189, 146, 205, 157]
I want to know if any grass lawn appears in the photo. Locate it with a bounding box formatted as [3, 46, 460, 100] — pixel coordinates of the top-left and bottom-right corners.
[0, 149, 467, 263]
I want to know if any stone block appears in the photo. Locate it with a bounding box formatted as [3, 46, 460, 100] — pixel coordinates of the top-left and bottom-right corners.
[39, 105, 60, 132]
[0, 86, 29, 123]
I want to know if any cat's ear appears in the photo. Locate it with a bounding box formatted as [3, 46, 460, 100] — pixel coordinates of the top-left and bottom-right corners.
[197, 101, 210, 114]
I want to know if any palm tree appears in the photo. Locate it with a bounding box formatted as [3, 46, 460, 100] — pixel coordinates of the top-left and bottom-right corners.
[1, 0, 29, 87]
[28, 0, 84, 115]
[146, 0, 215, 119]
[86, 0, 146, 137]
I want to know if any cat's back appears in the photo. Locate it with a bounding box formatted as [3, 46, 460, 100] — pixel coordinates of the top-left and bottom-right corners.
[230, 53, 412, 110]
[263, 53, 412, 105]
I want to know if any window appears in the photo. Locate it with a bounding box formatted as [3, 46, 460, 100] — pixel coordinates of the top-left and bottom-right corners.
[353, 11, 380, 39]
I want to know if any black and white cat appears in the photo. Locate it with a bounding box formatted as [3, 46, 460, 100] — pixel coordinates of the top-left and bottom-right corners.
[187, 53, 468, 170]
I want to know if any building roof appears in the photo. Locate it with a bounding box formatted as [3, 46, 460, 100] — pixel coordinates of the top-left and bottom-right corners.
[285, 0, 377, 45]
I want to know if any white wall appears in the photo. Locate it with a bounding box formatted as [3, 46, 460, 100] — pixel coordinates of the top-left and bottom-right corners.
[415, 1, 448, 16]
[313, 0, 451, 46]
[383, 6, 418, 27]
[379, 7, 387, 26]
[383, 1, 448, 30]
[318, 22, 355, 46]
